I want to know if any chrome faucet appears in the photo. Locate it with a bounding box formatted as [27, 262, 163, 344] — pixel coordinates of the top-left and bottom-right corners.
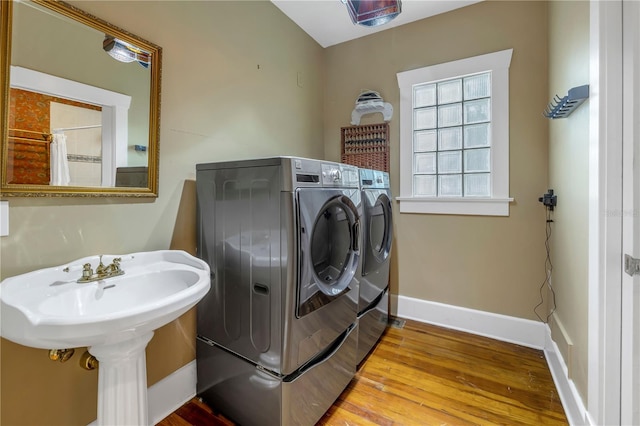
[65, 255, 124, 283]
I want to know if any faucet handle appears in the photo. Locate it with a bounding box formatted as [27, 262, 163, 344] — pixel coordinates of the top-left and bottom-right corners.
[111, 258, 122, 272]
[82, 263, 93, 278]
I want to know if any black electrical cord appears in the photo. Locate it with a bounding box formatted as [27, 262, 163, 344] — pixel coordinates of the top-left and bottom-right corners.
[534, 207, 556, 323]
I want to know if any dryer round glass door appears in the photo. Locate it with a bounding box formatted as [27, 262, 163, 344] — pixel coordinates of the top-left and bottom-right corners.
[363, 192, 393, 275]
[296, 189, 360, 317]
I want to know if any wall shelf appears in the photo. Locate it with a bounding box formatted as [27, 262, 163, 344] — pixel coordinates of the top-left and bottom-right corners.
[543, 84, 590, 119]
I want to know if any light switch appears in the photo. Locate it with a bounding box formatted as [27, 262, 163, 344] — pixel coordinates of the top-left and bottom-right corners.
[1, 201, 8, 236]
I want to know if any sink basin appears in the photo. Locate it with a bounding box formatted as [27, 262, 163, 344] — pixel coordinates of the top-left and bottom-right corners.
[1, 249, 211, 349]
[0, 250, 211, 426]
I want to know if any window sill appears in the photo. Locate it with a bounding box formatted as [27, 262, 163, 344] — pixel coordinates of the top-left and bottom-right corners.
[395, 196, 514, 216]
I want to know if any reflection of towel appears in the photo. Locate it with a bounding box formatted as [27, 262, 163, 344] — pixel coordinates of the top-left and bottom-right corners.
[50, 133, 70, 186]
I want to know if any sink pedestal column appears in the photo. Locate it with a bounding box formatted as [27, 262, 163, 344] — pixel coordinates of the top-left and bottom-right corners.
[89, 332, 154, 426]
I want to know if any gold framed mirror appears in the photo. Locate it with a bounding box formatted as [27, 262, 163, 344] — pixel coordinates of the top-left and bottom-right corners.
[0, 0, 161, 197]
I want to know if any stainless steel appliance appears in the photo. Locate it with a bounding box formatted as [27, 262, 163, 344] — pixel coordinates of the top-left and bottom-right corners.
[356, 168, 393, 365]
[195, 157, 361, 426]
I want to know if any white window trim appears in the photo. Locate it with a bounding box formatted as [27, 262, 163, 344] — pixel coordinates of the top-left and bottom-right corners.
[396, 49, 514, 216]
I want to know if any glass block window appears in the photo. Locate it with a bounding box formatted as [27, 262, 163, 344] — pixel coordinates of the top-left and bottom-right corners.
[397, 49, 513, 216]
[412, 73, 491, 197]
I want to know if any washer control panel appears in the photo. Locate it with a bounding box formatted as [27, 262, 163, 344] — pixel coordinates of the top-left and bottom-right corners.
[321, 163, 359, 188]
[359, 168, 390, 189]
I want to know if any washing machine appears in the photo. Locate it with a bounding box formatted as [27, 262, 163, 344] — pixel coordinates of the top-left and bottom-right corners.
[356, 168, 393, 365]
[195, 156, 361, 426]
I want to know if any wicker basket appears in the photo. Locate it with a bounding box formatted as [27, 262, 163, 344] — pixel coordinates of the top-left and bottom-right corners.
[340, 123, 389, 172]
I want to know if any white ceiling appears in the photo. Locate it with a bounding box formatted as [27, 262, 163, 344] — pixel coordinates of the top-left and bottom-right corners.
[271, 0, 483, 48]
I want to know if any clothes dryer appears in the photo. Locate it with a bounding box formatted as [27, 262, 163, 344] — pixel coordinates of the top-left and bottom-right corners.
[356, 168, 393, 365]
[195, 157, 361, 426]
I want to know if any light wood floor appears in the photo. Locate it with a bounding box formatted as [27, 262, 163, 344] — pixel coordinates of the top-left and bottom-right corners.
[158, 318, 568, 425]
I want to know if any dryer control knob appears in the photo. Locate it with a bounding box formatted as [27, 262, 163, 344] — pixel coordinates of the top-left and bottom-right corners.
[330, 169, 342, 181]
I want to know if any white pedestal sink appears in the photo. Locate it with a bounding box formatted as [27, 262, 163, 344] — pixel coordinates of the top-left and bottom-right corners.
[0, 250, 211, 426]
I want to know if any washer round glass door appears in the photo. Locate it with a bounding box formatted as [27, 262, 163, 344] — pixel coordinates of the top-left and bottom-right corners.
[363, 191, 392, 275]
[297, 188, 360, 317]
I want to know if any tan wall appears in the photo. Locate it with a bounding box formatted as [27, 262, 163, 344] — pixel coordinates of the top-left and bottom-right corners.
[547, 0, 590, 404]
[324, 1, 550, 319]
[0, 1, 324, 425]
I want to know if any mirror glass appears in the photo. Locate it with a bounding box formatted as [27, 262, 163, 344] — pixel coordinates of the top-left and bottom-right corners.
[1, 0, 161, 197]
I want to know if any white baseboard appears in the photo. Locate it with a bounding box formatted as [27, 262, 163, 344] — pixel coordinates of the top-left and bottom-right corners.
[148, 360, 197, 425]
[544, 331, 590, 426]
[390, 294, 547, 349]
[390, 294, 589, 425]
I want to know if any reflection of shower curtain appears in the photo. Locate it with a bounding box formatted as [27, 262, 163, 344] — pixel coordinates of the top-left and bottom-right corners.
[50, 133, 70, 186]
